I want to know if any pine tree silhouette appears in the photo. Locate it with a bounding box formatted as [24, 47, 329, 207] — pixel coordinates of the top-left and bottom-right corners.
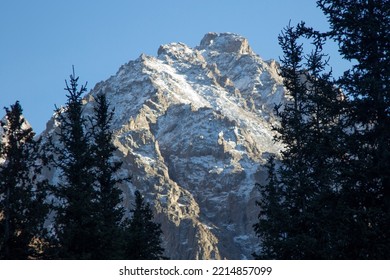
[0, 101, 49, 259]
[124, 190, 165, 259]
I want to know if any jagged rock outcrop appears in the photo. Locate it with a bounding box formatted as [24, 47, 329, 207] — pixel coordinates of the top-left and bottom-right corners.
[42, 32, 285, 259]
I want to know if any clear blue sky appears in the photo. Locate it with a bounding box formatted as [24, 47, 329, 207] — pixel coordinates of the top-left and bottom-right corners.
[1, 0, 343, 133]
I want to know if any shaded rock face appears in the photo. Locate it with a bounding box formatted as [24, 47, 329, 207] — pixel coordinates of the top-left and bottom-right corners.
[42, 32, 285, 259]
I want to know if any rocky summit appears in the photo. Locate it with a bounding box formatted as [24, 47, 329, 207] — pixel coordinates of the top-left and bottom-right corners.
[42, 32, 286, 259]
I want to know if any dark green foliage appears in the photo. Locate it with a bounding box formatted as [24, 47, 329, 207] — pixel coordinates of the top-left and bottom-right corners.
[254, 23, 345, 259]
[317, 0, 390, 259]
[254, 0, 390, 259]
[90, 93, 128, 259]
[0, 101, 49, 259]
[49, 69, 166, 259]
[124, 190, 165, 260]
[253, 157, 285, 259]
[50, 69, 99, 259]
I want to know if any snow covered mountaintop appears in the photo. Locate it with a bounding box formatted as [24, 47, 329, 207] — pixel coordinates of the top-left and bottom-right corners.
[198, 32, 254, 55]
[43, 32, 286, 259]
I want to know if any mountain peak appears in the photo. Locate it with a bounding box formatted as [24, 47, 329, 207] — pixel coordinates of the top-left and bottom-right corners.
[43, 32, 285, 260]
[157, 42, 203, 62]
[198, 32, 253, 55]
[157, 42, 190, 56]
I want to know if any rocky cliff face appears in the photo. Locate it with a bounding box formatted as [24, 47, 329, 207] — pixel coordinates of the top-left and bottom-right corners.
[42, 32, 285, 259]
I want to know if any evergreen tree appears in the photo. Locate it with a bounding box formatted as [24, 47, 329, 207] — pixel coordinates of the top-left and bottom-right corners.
[317, 0, 390, 259]
[124, 190, 165, 260]
[253, 23, 345, 259]
[51, 70, 153, 260]
[90, 93, 128, 259]
[0, 101, 49, 259]
[253, 156, 285, 259]
[50, 68, 99, 259]
[254, 0, 390, 259]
